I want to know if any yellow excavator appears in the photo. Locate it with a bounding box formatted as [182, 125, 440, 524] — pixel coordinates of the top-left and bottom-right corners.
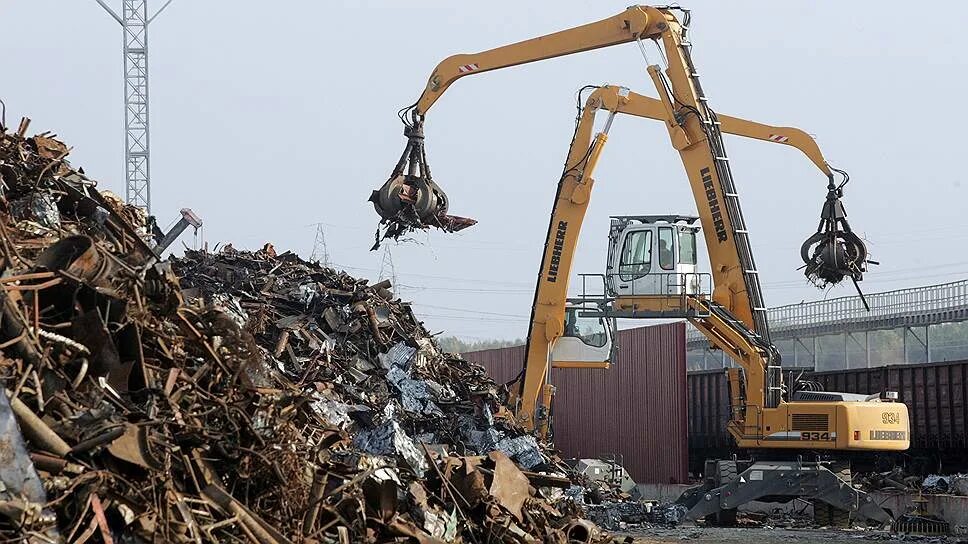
[370, 6, 909, 523]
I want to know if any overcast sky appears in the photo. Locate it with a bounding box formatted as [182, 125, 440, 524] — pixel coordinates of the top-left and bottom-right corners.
[3, 1, 966, 341]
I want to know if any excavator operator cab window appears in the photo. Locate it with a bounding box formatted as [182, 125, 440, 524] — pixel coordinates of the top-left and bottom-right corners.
[679, 228, 697, 265]
[658, 227, 675, 270]
[563, 308, 608, 348]
[619, 230, 652, 280]
[552, 306, 613, 367]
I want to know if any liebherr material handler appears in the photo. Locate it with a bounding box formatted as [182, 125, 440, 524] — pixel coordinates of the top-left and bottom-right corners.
[370, 6, 909, 523]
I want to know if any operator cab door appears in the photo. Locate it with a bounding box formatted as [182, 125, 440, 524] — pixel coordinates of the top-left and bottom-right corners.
[551, 306, 613, 368]
[607, 223, 700, 296]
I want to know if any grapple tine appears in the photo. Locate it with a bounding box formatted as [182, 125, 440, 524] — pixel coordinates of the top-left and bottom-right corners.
[801, 171, 869, 287]
[370, 118, 476, 248]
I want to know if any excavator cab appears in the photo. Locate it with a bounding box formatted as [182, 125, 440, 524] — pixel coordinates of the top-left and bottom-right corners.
[605, 215, 705, 299]
[550, 304, 614, 369]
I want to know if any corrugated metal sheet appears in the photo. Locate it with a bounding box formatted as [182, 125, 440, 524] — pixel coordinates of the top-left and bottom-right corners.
[464, 323, 688, 484]
[687, 370, 731, 452]
[462, 344, 524, 385]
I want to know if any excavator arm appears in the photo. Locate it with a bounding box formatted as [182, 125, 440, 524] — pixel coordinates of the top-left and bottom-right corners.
[516, 84, 851, 435]
[592, 86, 833, 176]
[516, 88, 616, 433]
[597, 8, 894, 454]
[411, 7, 657, 117]
[370, 6, 671, 240]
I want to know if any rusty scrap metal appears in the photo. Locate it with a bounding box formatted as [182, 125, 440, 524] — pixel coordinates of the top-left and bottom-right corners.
[0, 123, 611, 542]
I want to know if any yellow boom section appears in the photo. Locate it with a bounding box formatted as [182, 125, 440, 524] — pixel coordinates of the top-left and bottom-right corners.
[412, 7, 663, 116]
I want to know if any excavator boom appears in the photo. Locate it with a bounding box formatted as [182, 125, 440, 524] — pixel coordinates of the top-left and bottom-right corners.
[411, 7, 658, 116]
[370, 6, 671, 242]
[583, 8, 902, 457]
[517, 84, 854, 432]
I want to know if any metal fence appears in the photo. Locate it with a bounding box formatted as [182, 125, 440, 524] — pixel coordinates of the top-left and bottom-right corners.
[688, 279, 968, 344]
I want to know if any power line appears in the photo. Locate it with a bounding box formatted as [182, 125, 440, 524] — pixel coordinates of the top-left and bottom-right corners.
[762, 269, 968, 291]
[304, 220, 537, 250]
[414, 313, 530, 323]
[330, 248, 968, 292]
[760, 262, 968, 289]
[398, 284, 533, 294]
[434, 331, 524, 341]
[411, 303, 529, 319]
[331, 263, 534, 287]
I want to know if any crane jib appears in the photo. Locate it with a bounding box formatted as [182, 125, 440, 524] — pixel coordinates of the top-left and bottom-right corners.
[701, 167, 727, 243]
[546, 220, 569, 283]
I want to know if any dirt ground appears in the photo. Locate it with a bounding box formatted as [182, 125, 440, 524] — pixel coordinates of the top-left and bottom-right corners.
[620, 527, 965, 544]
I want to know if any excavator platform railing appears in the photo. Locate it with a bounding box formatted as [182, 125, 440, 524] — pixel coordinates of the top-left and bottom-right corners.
[574, 272, 713, 319]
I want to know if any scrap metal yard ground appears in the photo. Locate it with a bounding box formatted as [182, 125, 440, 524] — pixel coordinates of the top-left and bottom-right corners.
[624, 527, 958, 543]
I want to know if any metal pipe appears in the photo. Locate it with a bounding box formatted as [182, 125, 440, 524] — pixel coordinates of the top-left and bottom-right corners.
[6, 390, 70, 457]
[70, 426, 125, 454]
[152, 208, 202, 255]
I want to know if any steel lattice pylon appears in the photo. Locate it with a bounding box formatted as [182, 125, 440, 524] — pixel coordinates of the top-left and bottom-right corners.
[95, 0, 173, 214]
[378, 244, 397, 287]
[309, 223, 330, 266]
[123, 1, 150, 211]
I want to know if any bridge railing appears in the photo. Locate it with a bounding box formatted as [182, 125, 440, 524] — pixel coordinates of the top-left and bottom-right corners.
[687, 279, 968, 343]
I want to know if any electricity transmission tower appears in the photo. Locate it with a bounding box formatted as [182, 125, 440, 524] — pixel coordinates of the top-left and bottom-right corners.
[94, 0, 174, 214]
[378, 245, 397, 287]
[309, 223, 330, 266]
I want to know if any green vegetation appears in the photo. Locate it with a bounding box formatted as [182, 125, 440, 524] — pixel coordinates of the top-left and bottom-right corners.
[435, 336, 524, 355]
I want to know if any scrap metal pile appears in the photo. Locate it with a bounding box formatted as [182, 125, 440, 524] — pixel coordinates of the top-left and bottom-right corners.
[0, 122, 607, 542]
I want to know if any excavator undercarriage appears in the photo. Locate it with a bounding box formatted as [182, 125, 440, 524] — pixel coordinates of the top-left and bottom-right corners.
[678, 459, 890, 526]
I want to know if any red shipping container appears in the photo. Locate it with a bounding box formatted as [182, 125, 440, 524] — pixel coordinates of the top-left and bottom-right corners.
[464, 322, 688, 484]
